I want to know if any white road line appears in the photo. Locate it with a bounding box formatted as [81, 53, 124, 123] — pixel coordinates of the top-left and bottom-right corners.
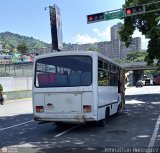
[147, 115, 160, 152]
[54, 125, 79, 138]
[0, 120, 34, 131]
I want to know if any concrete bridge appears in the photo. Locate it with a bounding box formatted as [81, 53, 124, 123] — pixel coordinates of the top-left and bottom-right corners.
[122, 62, 158, 71]
[122, 62, 159, 86]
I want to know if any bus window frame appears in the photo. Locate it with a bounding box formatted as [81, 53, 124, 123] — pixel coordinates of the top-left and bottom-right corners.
[98, 58, 119, 86]
[34, 55, 93, 88]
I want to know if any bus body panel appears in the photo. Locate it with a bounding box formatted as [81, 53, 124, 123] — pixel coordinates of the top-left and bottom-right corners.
[32, 51, 125, 124]
[97, 86, 119, 120]
[98, 86, 118, 106]
[44, 92, 82, 114]
[33, 89, 97, 123]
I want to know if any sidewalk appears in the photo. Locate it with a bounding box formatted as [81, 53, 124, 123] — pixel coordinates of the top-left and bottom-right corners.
[0, 98, 33, 116]
[4, 97, 32, 104]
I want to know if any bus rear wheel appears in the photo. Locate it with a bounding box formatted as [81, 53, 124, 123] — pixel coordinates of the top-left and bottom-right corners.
[99, 108, 109, 127]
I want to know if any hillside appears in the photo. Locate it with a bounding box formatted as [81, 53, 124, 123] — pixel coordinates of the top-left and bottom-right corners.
[0, 31, 50, 52]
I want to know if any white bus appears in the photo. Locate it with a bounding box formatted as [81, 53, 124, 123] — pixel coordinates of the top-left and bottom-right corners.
[32, 51, 125, 126]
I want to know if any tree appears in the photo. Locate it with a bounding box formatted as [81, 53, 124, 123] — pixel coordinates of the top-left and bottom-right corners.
[17, 42, 28, 54]
[126, 51, 147, 62]
[116, 51, 147, 64]
[88, 45, 98, 51]
[119, 0, 160, 66]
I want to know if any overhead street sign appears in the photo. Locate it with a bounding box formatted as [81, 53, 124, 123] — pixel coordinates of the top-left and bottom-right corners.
[87, 9, 124, 24]
[105, 10, 124, 20]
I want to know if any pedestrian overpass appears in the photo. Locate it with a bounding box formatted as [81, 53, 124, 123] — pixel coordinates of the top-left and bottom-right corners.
[122, 62, 159, 86]
[122, 62, 158, 71]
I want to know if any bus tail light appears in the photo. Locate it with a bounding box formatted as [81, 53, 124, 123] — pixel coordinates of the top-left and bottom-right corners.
[36, 106, 44, 113]
[83, 105, 92, 113]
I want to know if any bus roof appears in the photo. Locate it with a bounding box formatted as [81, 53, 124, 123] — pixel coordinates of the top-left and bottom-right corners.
[35, 51, 123, 68]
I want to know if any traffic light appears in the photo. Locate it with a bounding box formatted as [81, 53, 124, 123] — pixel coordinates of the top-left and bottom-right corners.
[87, 12, 105, 24]
[124, 5, 145, 17]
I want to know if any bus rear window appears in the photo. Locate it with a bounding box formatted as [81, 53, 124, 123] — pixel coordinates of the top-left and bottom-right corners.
[35, 55, 92, 87]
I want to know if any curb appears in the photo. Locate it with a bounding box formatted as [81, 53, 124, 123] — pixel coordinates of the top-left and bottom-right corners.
[5, 97, 32, 103]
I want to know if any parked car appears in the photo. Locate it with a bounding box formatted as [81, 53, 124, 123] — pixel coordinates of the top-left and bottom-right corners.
[141, 75, 150, 85]
[153, 74, 160, 85]
[136, 80, 143, 87]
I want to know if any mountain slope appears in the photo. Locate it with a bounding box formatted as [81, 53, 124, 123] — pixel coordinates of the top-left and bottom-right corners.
[0, 31, 50, 51]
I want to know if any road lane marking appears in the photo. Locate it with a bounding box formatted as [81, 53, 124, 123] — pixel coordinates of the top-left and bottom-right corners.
[0, 120, 34, 131]
[147, 115, 160, 152]
[54, 125, 79, 138]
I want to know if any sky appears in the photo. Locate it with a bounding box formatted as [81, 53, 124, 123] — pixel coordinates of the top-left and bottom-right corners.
[0, 0, 148, 49]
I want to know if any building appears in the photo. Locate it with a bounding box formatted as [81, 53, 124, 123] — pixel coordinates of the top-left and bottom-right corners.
[63, 43, 98, 52]
[62, 22, 142, 59]
[111, 22, 123, 41]
[97, 42, 107, 56]
[109, 22, 142, 59]
[132, 37, 142, 51]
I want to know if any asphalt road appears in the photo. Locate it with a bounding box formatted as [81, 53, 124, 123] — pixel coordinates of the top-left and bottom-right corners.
[0, 86, 160, 153]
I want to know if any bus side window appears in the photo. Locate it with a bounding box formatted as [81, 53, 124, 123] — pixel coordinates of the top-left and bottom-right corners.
[98, 70, 109, 86]
[109, 73, 118, 86]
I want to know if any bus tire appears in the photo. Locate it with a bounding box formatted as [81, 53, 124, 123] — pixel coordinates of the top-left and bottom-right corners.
[99, 107, 109, 127]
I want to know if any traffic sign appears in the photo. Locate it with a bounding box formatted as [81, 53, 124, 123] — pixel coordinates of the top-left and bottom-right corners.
[105, 10, 124, 20]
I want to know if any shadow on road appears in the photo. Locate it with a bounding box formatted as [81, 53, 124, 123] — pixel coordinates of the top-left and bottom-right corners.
[0, 93, 160, 153]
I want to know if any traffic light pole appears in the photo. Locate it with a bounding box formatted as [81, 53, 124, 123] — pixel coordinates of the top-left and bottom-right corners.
[124, 1, 160, 17]
[87, 1, 160, 23]
[143, 1, 160, 14]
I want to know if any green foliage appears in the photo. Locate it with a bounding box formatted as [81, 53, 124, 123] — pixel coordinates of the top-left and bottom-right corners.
[88, 45, 98, 51]
[126, 51, 147, 62]
[119, 0, 160, 66]
[0, 31, 49, 53]
[116, 51, 147, 64]
[17, 42, 28, 54]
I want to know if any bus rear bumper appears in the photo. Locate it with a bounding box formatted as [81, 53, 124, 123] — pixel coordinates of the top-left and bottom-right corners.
[34, 114, 96, 123]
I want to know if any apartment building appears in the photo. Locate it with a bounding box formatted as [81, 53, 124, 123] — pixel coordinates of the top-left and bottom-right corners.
[62, 22, 142, 59]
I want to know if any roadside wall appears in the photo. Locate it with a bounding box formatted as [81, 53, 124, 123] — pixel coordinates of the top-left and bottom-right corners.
[0, 77, 32, 92]
[4, 90, 32, 101]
